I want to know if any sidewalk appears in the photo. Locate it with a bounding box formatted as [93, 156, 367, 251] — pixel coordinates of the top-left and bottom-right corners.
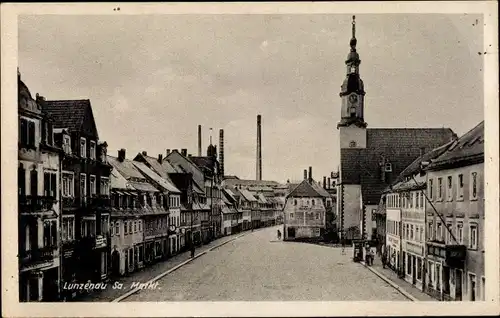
[73, 231, 248, 302]
[363, 257, 436, 301]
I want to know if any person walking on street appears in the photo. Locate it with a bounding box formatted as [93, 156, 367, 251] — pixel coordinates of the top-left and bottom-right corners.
[382, 248, 388, 269]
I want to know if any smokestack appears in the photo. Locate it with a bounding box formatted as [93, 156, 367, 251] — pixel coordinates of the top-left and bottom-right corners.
[323, 176, 327, 189]
[304, 169, 307, 180]
[256, 114, 262, 181]
[181, 149, 187, 156]
[198, 125, 202, 156]
[142, 151, 147, 156]
[219, 129, 224, 177]
[166, 149, 171, 155]
[308, 166, 312, 183]
[158, 154, 163, 163]
[327, 177, 331, 189]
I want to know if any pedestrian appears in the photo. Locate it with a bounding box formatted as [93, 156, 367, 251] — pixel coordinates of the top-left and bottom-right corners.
[382, 249, 387, 269]
[369, 247, 375, 266]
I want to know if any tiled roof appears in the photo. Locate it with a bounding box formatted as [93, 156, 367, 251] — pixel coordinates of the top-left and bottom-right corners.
[257, 193, 268, 204]
[224, 178, 280, 187]
[239, 189, 258, 202]
[340, 127, 455, 205]
[189, 156, 217, 172]
[287, 180, 326, 198]
[43, 99, 94, 135]
[110, 168, 129, 190]
[428, 121, 484, 169]
[108, 155, 159, 192]
[132, 161, 181, 193]
[310, 181, 331, 198]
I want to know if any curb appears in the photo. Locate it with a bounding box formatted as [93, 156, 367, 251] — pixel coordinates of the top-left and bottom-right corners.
[361, 262, 418, 302]
[112, 232, 249, 302]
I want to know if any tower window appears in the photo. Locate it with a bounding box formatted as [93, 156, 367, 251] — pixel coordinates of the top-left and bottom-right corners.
[349, 141, 357, 148]
[350, 66, 356, 73]
[384, 163, 393, 172]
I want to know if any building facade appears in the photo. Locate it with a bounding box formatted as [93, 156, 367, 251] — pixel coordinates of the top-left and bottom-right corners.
[424, 121, 484, 301]
[18, 73, 62, 302]
[43, 97, 112, 299]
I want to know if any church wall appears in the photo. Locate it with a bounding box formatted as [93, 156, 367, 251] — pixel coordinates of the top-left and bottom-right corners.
[339, 126, 366, 149]
[341, 184, 362, 240]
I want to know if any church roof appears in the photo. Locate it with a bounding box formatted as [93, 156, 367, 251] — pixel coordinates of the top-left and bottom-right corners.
[340, 127, 455, 205]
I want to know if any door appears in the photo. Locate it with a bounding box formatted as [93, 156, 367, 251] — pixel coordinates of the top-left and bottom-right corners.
[455, 269, 462, 300]
[412, 256, 417, 284]
[111, 251, 120, 276]
[287, 227, 295, 239]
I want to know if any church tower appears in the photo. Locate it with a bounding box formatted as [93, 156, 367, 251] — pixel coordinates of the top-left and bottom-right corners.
[337, 16, 367, 149]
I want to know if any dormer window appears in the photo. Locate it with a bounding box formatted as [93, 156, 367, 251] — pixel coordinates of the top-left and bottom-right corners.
[384, 163, 392, 172]
[63, 135, 71, 154]
[90, 141, 96, 160]
[80, 137, 87, 158]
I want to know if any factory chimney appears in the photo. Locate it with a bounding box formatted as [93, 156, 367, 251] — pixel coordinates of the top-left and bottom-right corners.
[219, 129, 224, 177]
[327, 177, 331, 189]
[304, 169, 307, 181]
[308, 166, 312, 184]
[198, 125, 202, 156]
[323, 176, 327, 189]
[256, 114, 262, 181]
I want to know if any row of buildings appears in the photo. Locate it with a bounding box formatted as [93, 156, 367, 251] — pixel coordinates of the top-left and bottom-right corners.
[332, 16, 485, 302]
[17, 71, 285, 302]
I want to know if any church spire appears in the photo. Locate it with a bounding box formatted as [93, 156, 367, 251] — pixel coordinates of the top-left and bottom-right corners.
[350, 15, 357, 51]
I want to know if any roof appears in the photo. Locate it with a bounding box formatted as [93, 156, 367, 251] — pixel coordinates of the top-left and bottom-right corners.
[223, 178, 280, 187]
[239, 189, 258, 202]
[340, 127, 455, 205]
[132, 161, 181, 193]
[110, 167, 129, 190]
[43, 99, 95, 136]
[310, 181, 332, 198]
[222, 188, 237, 204]
[108, 156, 159, 192]
[428, 121, 484, 169]
[189, 156, 217, 172]
[287, 180, 327, 198]
[257, 193, 268, 204]
[248, 186, 274, 192]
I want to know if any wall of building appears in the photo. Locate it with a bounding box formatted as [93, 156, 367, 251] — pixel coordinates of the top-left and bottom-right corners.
[339, 126, 366, 149]
[427, 162, 485, 301]
[283, 196, 326, 239]
[340, 184, 362, 240]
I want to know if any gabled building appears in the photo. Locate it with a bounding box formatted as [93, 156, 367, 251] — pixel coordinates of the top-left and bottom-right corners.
[283, 174, 330, 241]
[132, 152, 182, 256]
[239, 188, 260, 229]
[43, 96, 113, 297]
[335, 16, 456, 244]
[229, 187, 252, 231]
[424, 121, 484, 301]
[18, 72, 63, 301]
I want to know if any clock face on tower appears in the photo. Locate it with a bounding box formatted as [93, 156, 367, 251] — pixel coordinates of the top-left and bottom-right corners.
[349, 94, 358, 104]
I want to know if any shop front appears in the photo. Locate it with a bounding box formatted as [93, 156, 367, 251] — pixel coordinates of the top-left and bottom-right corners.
[386, 234, 400, 272]
[403, 241, 425, 290]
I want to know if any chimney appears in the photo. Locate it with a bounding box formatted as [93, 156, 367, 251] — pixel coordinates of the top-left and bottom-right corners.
[142, 151, 147, 156]
[256, 114, 262, 181]
[219, 129, 224, 177]
[327, 177, 331, 189]
[118, 148, 126, 162]
[304, 169, 307, 180]
[181, 149, 187, 156]
[308, 166, 312, 183]
[198, 125, 202, 156]
[323, 176, 327, 189]
[166, 149, 171, 155]
[188, 154, 192, 157]
[158, 154, 163, 163]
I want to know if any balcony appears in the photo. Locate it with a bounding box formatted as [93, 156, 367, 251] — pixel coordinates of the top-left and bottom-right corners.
[427, 241, 466, 268]
[62, 195, 111, 210]
[19, 245, 57, 268]
[19, 196, 56, 213]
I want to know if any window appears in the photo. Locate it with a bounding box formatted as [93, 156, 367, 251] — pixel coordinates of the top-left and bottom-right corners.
[62, 172, 74, 197]
[468, 273, 477, 301]
[428, 222, 434, 240]
[124, 221, 128, 235]
[384, 163, 392, 172]
[62, 217, 74, 242]
[63, 135, 71, 154]
[312, 199, 315, 206]
[446, 223, 453, 244]
[294, 199, 297, 206]
[420, 192, 424, 208]
[417, 257, 422, 281]
[80, 137, 87, 158]
[416, 192, 420, 208]
[100, 177, 110, 196]
[437, 178, 443, 200]
[410, 225, 414, 240]
[457, 222, 463, 244]
[447, 176, 453, 201]
[90, 141, 96, 160]
[290, 213, 294, 219]
[20, 118, 36, 147]
[110, 222, 114, 235]
[128, 221, 132, 234]
[437, 222, 443, 241]
[43, 220, 57, 247]
[470, 172, 478, 200]
[90, 175, 96, 196]
[115, 221, 120, 235]
[80, 173, 87, 199]
[349, 141, 356, 148]
[415, 226, 420, 242]
[428, 179, 434, 200]
[43, 172, 57, 197]
[457, 174, 464, 199]
[139, 220, 142, 232]
[469, 223, 478, 249]
[134, 221, 137, 233]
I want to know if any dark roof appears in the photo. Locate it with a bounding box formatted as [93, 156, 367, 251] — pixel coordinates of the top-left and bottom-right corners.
[189, 156, 217, 172]
[42, 99, 94, 135]
[428, 121, 484, 170]
[287, 180, 326, 198]
[340, 127, 455, 205]
[224, 179, 280, 187]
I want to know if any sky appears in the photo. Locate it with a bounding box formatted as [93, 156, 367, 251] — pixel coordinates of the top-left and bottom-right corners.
[18, 14, 484, 183]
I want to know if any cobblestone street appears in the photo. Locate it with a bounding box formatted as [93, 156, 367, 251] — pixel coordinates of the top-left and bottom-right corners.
[124, 226, 408, 301]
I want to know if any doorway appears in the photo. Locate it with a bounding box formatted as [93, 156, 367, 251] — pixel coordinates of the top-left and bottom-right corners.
[455, 269, 462, 300]
[111, 250, 120, 276]
[287, 227, 295, 239]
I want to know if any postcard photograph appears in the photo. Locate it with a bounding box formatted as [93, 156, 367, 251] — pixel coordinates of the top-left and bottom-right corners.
[2, 2, 499, 317]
